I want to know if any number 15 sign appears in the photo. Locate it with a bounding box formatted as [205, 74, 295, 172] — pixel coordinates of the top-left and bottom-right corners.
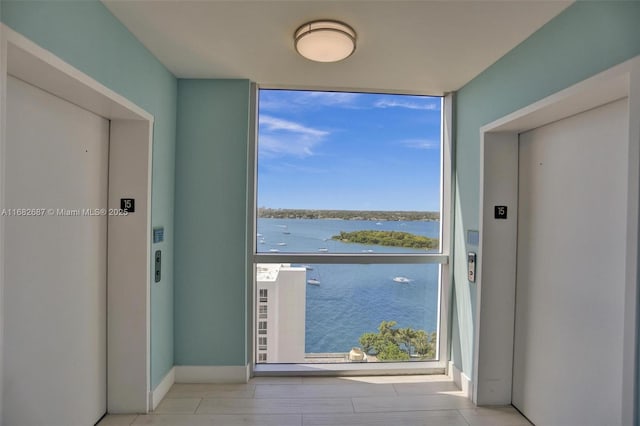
[494, 205, 507, 219]
[121, 198, 135, 213]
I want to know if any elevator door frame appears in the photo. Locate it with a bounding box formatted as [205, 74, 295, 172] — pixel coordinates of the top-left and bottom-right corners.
[475, 55, 640, 425]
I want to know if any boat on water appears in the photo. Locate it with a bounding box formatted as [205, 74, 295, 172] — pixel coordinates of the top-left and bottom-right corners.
[269, 248, 280, 253]
[283, 231, 291, 235]
[318, 248, 329, 252]
[393, 276, 412, 283]
[277, 242, 287, 246]
[257, 233, 263, 237]
[361, 249, 374, 253]
[259, 239, 266, 244]
[376, 222, 383, 225]
[307, 278, 320, 285]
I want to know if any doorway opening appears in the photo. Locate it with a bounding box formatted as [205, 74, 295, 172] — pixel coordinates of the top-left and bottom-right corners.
[0, 25, 153, 420]
[475, 56, 640, 424]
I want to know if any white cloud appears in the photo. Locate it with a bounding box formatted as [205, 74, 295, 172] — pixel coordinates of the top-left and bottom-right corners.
[260, 115, 327, 137]
[260, 91, 362, 111]
[400, 139, 440, 150]
[374, 98, 440, 111]
[259, 115, 329, 158]
[302, 91, 362, 106]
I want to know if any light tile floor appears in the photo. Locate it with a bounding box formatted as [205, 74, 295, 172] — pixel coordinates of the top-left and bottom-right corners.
[98, 375, 532, 426]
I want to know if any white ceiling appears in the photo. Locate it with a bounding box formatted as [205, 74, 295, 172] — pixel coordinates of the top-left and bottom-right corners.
[102, 0, 572, 95]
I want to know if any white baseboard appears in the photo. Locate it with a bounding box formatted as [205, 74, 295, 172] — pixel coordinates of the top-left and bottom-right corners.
[174, 364, 250, 383]
[150, 367, 175, 410]
[449, 361, 473, 400]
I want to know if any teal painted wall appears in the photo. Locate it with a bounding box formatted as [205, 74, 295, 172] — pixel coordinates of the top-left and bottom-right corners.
[174, 80, 251, 366]
[452, 0, 640, 385]
[1, 0, 177, 389]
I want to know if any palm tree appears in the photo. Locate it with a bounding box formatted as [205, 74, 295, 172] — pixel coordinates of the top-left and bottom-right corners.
[398, 327, 418, 356]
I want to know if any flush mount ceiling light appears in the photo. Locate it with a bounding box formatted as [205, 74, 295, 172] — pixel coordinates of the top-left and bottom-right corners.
[294, 20, 357, 63]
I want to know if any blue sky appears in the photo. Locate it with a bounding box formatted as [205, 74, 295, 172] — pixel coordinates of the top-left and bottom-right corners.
[257, 90, 442, 212]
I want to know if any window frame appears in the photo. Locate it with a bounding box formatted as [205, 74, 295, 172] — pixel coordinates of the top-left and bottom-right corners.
[248, 87, 453, 371]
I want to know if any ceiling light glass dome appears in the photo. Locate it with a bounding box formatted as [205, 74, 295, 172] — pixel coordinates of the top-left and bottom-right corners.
[294, 20, 357, 63]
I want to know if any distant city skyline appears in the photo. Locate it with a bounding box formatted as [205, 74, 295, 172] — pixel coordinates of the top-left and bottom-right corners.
[257, 90, 442, 212]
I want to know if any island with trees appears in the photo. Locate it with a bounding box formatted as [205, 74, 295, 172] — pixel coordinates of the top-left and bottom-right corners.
[359, 320, 437, 361]
[258, 207, 439, 222]
[331, 230, 439, 250]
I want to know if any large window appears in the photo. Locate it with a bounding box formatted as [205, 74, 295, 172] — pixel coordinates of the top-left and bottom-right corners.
[253, 89, 449, 367]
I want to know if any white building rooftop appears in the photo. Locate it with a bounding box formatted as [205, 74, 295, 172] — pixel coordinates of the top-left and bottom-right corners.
[256, 264, 285, 282]
[257, 263, 305, 282]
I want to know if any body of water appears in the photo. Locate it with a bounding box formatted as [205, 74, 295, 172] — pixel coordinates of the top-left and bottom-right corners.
[257, 218, 441, 354]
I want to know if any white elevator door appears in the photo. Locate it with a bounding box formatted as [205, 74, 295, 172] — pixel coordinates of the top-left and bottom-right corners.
[514, 99, 628, 425]
[4, 76, 109, 426]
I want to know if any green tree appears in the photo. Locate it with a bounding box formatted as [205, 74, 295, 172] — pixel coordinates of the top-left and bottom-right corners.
[378, 320, 399, 339]
[330, 230, 438, 249]
[377, 342, 410, 361]
[398, 327, 418, 356]
[358, 321, 437, 361]
[413, 330, 437, 359]
[359, 332, 385, 354]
